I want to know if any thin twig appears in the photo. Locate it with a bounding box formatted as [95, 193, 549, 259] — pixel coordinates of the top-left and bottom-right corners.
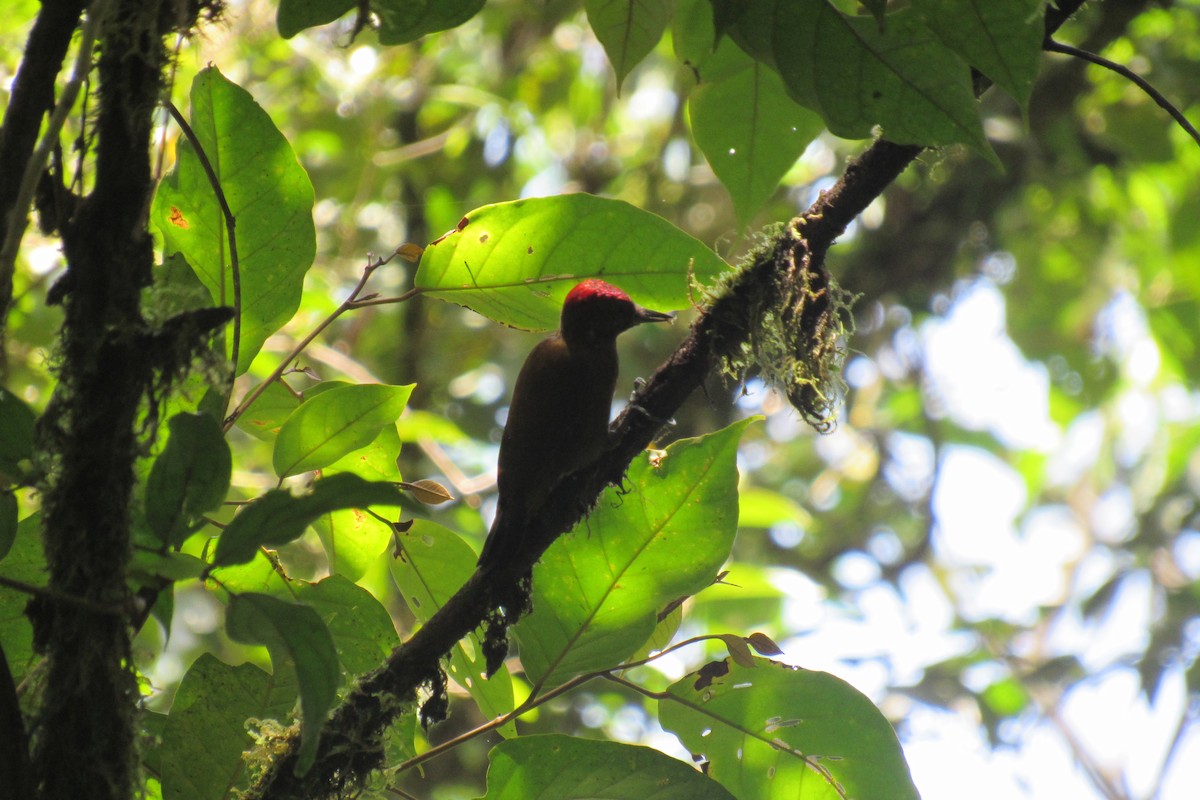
[394, 671, 597, 775]
[392, 632, 731, 775]
[0, 572, 123, 616]
[164, 100, 243, 386]
[222, 255, 414, 431]
[1045, 38, 1200, 150]
[0, 0, 100, 282]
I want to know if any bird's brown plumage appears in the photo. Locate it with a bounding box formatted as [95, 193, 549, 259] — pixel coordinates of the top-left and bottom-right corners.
[477, 279, 672, 572]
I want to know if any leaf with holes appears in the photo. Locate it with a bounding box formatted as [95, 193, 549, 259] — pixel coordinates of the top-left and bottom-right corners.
[416, 194, 727, 330]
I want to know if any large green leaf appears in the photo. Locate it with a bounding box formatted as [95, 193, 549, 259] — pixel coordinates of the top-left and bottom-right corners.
[391, 521, 516, 725]
[415, 194, 729, 330]
[375, 0, 486, 45]
[272, 382, 413, 478]
[212, 473, 409, 567]
[678, 1, 823, 223]
[914, 0, 1044, 109]
[515, 419, 751, 689]
[661, 658, 920, 800]
[585, 0, 673, 89]
[733, 0, 989, 151]
[235, 380, 301, 442]
[146, 413, 232, 546]
[277, 0, 355, 38]
[226, 592, 340, 776]
[295, 575, 400, 675]
[152, 67, 316, 374]
[159, 654, 296, 800]
[484, 734, 736, 800]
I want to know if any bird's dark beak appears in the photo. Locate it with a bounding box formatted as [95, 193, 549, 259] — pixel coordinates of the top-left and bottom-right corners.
[633, 305, 675, 325]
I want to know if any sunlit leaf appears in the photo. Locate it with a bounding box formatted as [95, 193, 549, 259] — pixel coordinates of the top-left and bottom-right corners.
[678, 2, 823, 222]
[484, 734, 736, 799]
[235, 380, 301, 442]
[516, 419, 752, 689]
[661, 658, 920, 800]
[415, 194, 728, 330]
[273, 383, 413, 478]
[152, 67, 316, 374]
[585, 0, 672, 89]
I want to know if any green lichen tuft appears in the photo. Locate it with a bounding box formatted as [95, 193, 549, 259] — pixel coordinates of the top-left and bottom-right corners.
[706, 220, 856, 432]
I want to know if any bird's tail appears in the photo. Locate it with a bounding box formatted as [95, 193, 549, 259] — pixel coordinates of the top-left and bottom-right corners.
[477, 499, 522, 573]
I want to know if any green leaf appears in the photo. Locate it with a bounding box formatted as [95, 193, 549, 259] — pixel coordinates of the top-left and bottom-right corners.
[310, 507, 395, 584]
[585, 0, 673, 89]
[484, 734, 737, 799]
[376, 0, 486, 45]
[709, 0, 747, 43]
[391, 521, 516, 725]
[146, 413, 232, 546]
[766, 1, 990, 151]
[213, 473, 408, 567]
[415, 194, 728, 330]
[226, 592, 340, 776]
[0, 386, 35, 481]
[295, 575, 400, 675]
[277, 0, 356, 38]
[0, 514, 43, 683]
[130, 550, 209, 583]
[660, 658, 920, 800]
[738, 486, 812, 529]
[310, 424, 405, 581]
[0, 493, 14, 561]
[395, 409, 469, 444]
[516, 419, 752, 689]
[914, 0, 1044, 109]
[273, 383, 413, 478]
[159, 654, 296, 800]
[687, 32, 823, 222]
[235, 380, 301, 442]
[859, 0, 887, 22]
[152, 67, 316, 374]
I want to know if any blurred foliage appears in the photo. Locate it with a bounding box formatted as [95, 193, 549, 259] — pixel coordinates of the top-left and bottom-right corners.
[3, 0, 1200, 798]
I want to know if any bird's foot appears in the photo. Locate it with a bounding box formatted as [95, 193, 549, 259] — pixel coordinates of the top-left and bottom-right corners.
[625, 377, 676, 429]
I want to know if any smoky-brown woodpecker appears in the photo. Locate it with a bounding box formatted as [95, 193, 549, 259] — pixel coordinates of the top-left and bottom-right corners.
[477, 279, 673, 572]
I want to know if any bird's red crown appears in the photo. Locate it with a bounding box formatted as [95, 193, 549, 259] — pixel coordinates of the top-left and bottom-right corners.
[564, 279, 632, 307]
